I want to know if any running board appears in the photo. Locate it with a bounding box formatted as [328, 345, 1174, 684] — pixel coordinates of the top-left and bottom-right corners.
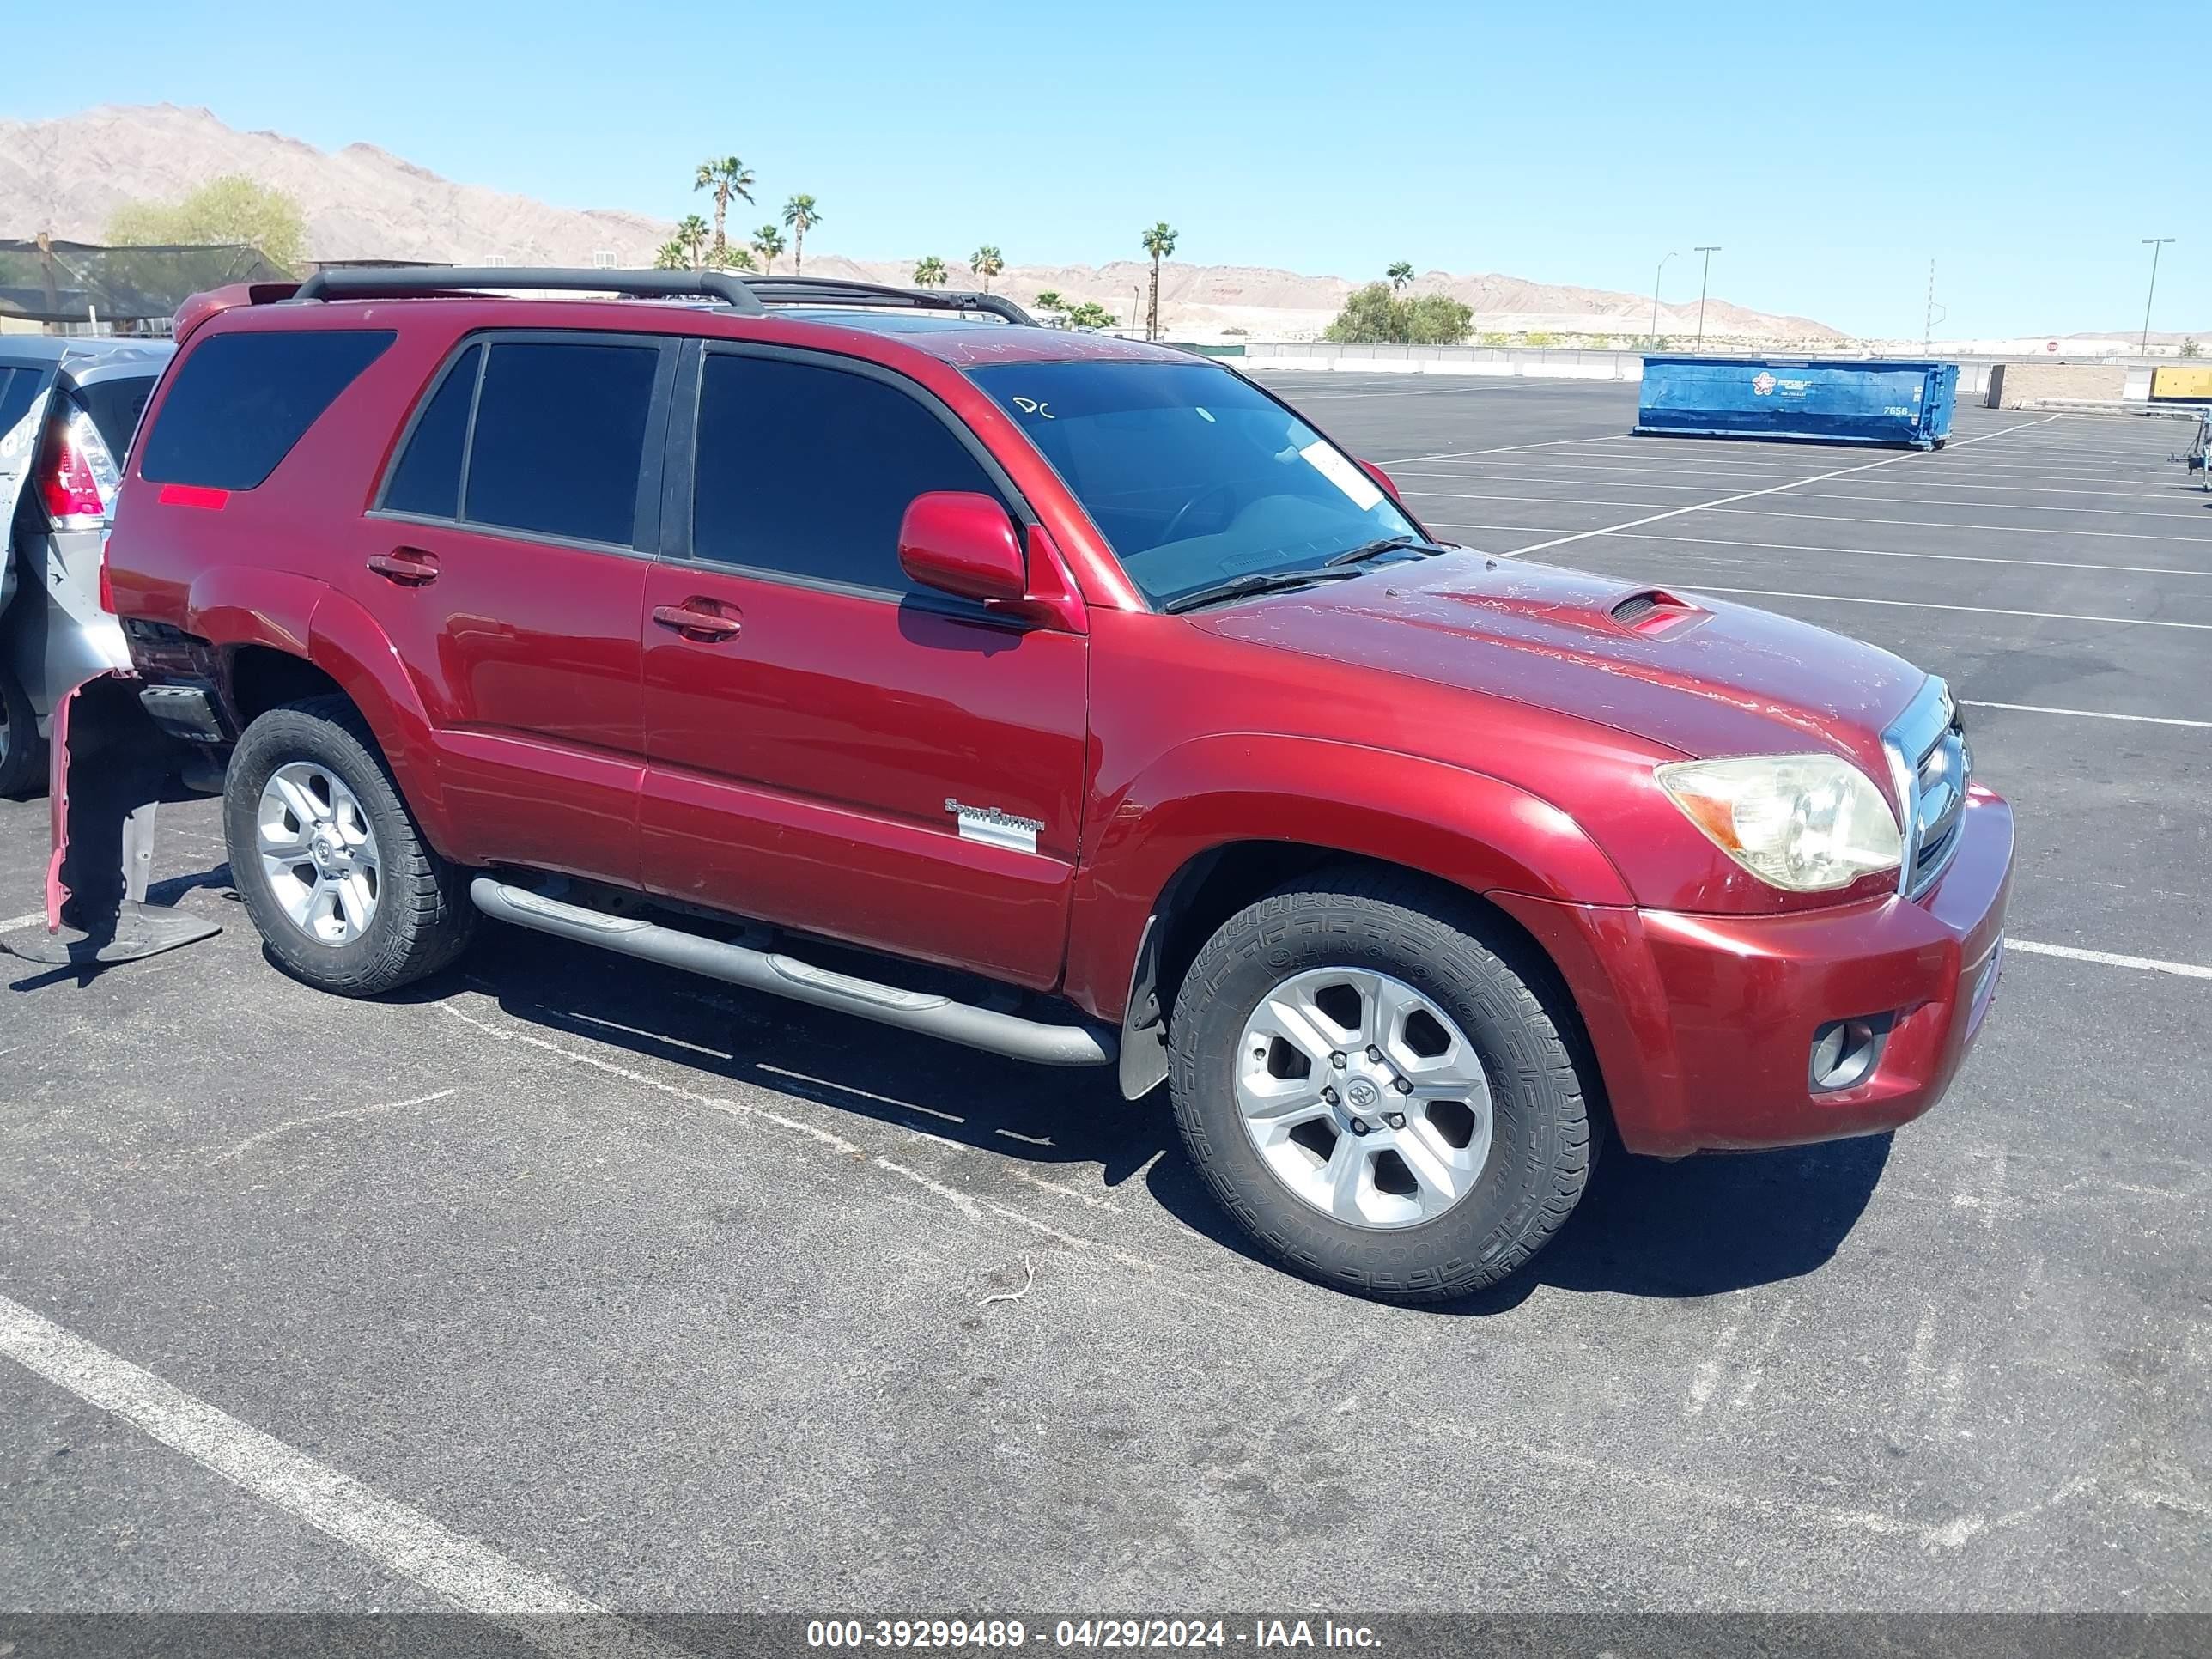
[468, 878, 1116, 1068]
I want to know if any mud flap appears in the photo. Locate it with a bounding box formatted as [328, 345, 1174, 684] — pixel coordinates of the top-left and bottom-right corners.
[0, 672, 221, 968]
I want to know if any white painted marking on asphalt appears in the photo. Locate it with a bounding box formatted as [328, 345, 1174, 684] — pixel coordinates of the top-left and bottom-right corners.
[2006, 940, 2212, 981]
[1956, 1147, 2009, 1233]
[1657, 583, 2212, 630]
[874, 1156, 981, 1218]
[1698, 507, 2212, 545]
[1412, 481, 2212, 523]
[1726, 1297, 1796, 1413]
[210, 1088, 459, 1164]
[1417, 466, 2209, 502]
[434, 1000, 864, 1155]
[1586, 529, 2212, 580]
[1496, 416, 2058, 560]
[0, 1292, 682, 1656]
[0, 910, 46, 933]
[1962, 700, 2212, 729]
[1685, 1323, 1740, 1418]
[1004, 1167, 1124, 1212]
[1423, 1419, 1999, 1552]
[1375, 436, 1620, 466]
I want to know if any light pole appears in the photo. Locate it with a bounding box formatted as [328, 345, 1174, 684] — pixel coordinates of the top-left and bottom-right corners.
[2141, 238, 2174, 357]
[1693, 246, 1721, 347]
[1650, 251, 1677, 346]
[1133, 285, 1141, 335]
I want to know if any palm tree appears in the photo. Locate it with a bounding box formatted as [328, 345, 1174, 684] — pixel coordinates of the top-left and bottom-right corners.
[752, 224, 786, 275]
[1140, 221, 1177, 341]
[970, 245, 1005, 293]
[1034, 289, 1066, 325]
[782, 194, 822, 275]
[913, 255, 948, 291]
[673, 214, 712, 273]
[694, 156, 756, 261]
[652, 237, 690, 271]
[708, 245, 757, 273]
[1388, 261, 1414, 291]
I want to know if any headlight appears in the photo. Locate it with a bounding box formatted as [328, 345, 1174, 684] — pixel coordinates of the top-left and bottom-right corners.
[1656, 753, 1903, 893]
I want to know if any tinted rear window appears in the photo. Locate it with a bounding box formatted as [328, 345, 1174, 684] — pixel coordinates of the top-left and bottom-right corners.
[139, 329, 395, 490]
[462, 341, 658, 546]
[381, 344, 481, 520]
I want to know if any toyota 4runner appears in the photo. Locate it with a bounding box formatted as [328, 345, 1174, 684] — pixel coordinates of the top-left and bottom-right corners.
[95, 268, 2012, 1302]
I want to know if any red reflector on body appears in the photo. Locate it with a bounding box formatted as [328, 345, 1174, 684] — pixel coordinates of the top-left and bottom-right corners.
[157, 483, 230, 510]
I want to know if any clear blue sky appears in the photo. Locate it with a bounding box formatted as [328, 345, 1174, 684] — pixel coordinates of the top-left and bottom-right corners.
[11, 0, 2204, 340]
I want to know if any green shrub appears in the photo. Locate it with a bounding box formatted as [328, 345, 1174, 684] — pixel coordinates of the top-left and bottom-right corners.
[1324, 282, 1473, 346]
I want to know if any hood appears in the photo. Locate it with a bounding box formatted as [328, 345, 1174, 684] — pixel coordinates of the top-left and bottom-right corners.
[1192, 550, 1924, 780]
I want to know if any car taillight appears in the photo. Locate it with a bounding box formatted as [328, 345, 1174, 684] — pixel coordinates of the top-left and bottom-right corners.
[99, 527, 115, 614]
[39, 428, 106, 520]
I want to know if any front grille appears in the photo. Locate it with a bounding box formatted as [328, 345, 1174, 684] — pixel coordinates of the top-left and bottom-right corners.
[1886, 679, 1970, 899]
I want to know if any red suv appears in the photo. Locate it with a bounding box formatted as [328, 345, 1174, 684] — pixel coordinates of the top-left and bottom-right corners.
[102, 268, 2011, 1302]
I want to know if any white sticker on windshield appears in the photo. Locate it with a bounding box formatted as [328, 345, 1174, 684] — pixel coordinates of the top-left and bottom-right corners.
[1298, 439, 1384, 512]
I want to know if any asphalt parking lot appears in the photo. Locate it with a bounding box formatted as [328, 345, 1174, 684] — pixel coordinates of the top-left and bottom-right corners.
[3, 375, 2208, 1626]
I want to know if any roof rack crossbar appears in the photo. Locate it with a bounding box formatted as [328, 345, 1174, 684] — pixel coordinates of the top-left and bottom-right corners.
[289, 265, 769, 314]
[743, 277, 1038, 327]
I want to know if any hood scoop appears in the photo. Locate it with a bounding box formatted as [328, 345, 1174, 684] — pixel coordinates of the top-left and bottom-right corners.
[1608, 587, 1706, 638]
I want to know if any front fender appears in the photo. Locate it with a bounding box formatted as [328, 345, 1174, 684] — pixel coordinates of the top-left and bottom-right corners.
[1065, 732, 1634, 1019]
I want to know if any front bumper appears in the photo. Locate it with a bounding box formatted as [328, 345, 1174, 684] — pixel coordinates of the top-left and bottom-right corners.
[1494, 785, 2014, 1157]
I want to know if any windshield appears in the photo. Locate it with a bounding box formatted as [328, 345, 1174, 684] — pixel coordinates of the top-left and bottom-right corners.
[969, 360, 1424, 609]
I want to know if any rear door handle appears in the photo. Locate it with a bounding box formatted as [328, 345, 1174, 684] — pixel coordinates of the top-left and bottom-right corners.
[368, 548, 439, 586]
[653, 601, 742, 642]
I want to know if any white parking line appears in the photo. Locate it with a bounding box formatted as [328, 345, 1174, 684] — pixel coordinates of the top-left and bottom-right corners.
[1376, 435, 1620, 466]
[1411, 482, 2212, 522]
[0, 1291, 681, 1656]
[1412, 463, 2200, 501]
[0, 909, 44, 933]
[1960, 700, 2212, 730]
[1589, 530, 2212, 580]
[1659, 584, 2212, 631]
[2007, 940, 2212, 981]
[1463, 416, 2066, 562]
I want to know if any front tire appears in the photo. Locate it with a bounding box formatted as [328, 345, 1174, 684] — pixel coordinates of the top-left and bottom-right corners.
[223, 695, 474, 995]
[1168, 871, 1593, 1304]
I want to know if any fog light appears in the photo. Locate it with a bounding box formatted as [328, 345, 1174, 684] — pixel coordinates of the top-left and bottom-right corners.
[1809, 1014, 1893, 1093]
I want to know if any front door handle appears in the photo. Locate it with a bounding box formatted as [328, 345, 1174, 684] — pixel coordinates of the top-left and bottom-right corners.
[368, 547, 440, 586]
[652, 601, 742, 642]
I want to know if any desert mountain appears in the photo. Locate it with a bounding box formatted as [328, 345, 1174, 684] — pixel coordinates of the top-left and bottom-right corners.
[0, 104, 1844, 343]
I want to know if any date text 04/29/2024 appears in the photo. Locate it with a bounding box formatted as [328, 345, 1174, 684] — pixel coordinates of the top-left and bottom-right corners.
[804, 1620, 1383, 1650]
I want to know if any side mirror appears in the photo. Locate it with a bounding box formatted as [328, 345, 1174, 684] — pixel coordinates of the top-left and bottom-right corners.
[898, 491, 1028, 603]
[1357, 459, 1405, 505]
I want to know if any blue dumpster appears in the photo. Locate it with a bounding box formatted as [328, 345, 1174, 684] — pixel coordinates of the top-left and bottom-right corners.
[1635, 356, 1959, 448]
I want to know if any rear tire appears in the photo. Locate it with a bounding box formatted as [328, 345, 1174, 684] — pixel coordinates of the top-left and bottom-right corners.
[223, 695, 474, 995]
[1168, 871, 1592, 1304]
[0, 664, 44, 799]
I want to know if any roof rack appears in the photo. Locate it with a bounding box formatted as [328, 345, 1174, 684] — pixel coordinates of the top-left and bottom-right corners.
[286, 266, 1038, 326]
[289, 266, 768, 314]
[739, 276, 1038, 326]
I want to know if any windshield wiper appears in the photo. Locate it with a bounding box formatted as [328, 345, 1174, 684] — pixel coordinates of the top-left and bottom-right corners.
[1161, 566, 1370, 615]
[1325, 534, 1452, 568]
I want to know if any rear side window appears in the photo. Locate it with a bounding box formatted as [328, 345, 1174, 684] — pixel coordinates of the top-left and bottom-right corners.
[692, 353, 1004, 592]
[73, 376, 157, 459]
[0, 364, 46, 441]
[139, 329, 394, 489]
[382, 344, 481, 520]
[463, 342, 659, 546]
